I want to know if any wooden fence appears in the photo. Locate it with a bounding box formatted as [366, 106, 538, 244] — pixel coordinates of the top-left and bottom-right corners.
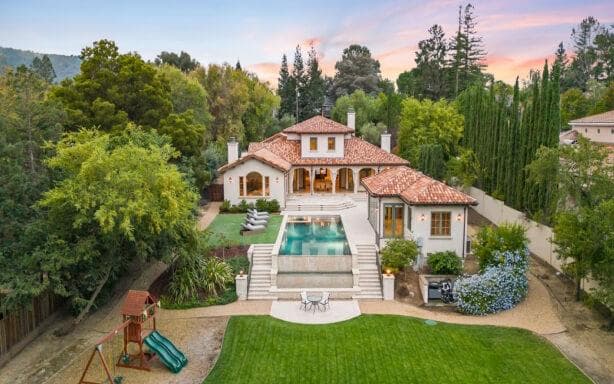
[0, 291, 61, 366]
[206, 183, 224, 201]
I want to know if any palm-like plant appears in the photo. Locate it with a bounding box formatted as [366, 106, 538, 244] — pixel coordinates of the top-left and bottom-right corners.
[202, 257, 233, 296]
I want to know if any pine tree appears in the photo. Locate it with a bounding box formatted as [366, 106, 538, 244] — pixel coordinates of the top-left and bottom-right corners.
[31, 55, 56, 82]
[415, 24, 449, 99]
[292, 46, 309, 121]
[277, 54, 295, 118]
[303, 47, 326, 119]
[450, 3, 486, 96]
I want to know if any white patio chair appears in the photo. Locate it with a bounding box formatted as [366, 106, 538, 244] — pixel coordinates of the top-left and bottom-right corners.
[319, 292, 330, 311]
[300, 291, 310, 311]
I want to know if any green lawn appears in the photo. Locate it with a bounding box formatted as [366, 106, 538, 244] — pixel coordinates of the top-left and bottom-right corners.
[204, 315, 589, 384]
[206, 213, 282, 246]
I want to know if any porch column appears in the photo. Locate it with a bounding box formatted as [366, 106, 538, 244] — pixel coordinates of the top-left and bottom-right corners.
[310, 168, 314, 195]
[331, 168, 337, 194]
[353, 168, 359, 193]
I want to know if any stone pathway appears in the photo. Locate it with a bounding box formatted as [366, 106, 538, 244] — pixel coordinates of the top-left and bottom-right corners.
[270, 300, 361, 324]
[197, 202, 221, 230]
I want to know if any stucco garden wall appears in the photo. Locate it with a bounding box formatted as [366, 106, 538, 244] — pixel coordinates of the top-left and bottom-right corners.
[467, 186, 597, 290]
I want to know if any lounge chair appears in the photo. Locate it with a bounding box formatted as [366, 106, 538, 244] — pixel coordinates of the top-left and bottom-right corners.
[240, 223, 266, 236]
[300, 291, 310, 311]
[245, 217, 268, 226]
[247, 212, 269, 221]
[319, 292, 330, 311]
[248, 208, 270, 218]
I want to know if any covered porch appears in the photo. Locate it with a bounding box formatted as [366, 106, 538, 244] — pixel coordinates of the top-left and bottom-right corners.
[289, 166, 378, 196]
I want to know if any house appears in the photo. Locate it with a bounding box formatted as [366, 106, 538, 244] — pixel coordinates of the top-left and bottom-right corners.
[218, 112, 477, 261]
[218, 110, 408, 207]
[361, 166, 477, 259]
[568, 109, 614, 145]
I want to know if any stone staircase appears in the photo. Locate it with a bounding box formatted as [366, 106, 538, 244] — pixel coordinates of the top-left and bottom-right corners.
[247, 244, 277, 300]
[353, 243, 383, 299]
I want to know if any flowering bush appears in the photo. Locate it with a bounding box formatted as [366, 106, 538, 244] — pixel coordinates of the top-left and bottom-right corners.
[456, 249, 529, 315]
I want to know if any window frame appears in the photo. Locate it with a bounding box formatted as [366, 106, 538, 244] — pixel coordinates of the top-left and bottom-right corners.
[383, 203, 404, 238]
[309, 137, 318, 151]
[430, 211, 451, 237]
[327, 137, 336, 151]
[265, 176, 270, 196]
[239, 176, 245, 197]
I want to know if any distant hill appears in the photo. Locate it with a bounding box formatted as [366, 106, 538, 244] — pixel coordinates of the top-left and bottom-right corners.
[0, 47, 81, 81]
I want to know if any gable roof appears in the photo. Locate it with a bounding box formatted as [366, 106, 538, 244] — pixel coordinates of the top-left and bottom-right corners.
[248, 133, 408, 166]
[283, 115, 354, 134]
[121, 290, 155, 316]
[361, 166, 477, 206]
[569, 110, 614, 125]
[217, 147, 292, 173]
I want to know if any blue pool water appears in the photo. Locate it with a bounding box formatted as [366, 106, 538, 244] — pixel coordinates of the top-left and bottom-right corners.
[279, 215, 350, 256]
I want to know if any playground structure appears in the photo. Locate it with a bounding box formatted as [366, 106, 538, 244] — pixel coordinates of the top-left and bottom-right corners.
[78, 290, 187, 383]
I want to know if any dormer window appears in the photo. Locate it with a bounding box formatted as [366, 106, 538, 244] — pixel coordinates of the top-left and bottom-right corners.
[310, 137, 318, 151]
[328, 137, 336, 151]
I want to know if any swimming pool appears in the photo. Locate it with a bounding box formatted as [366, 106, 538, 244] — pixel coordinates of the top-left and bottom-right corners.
[279, 215, 350, 256]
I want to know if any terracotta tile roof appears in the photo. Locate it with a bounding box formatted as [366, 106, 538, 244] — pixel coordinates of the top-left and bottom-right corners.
[247, 134, 408, 167]
[283, 115, 354, 134]
[569, 110, 614, 125]
[361, 166, 477, 206]
[121, 290, 155, 316]
[218, 147, 292, 173]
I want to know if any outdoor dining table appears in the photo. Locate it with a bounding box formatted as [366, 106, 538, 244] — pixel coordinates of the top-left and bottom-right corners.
[306, 294, 322, 313]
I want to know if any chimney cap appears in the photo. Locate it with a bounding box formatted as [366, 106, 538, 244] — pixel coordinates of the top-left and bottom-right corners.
[229, 137, 237, 143]
[348, 107, 355, 113]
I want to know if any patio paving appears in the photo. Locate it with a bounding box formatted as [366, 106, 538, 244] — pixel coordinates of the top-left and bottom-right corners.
[270, 300, 361, 324]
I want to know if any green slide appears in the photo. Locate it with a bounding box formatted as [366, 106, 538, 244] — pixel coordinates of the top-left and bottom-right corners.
[143, 330, 188, 373]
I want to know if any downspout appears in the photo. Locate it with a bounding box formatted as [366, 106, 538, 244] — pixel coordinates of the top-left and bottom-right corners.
[462, 205, 467, 259]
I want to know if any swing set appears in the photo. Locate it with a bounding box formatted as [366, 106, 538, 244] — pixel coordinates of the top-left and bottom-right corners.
[78, 291, 159, 384]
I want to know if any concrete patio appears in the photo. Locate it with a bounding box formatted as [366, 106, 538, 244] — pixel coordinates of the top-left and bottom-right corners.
[270, 300, 361, 324]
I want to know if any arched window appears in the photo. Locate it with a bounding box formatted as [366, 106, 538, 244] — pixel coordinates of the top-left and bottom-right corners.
[246, 172, 263, 196]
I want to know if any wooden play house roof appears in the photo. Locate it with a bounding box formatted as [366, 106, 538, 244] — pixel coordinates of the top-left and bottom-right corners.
[121, 290, 155, 316]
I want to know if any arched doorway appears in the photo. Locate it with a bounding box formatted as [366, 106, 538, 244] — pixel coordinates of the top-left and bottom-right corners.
[335, 168, 354, 193]
[358, 168, 376, 191]
[246, 172, 264, 196]
[292, 168, 311, 193]
[313, 167, 333, 193]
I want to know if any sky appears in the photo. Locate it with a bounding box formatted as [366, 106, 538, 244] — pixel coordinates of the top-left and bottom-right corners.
[2, 0, 614, 87]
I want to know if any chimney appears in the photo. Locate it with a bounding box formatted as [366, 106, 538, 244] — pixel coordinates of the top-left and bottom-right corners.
[347, 108, 355, 131]
[380, 132, 391, 153]
[227, 137, 239, 164]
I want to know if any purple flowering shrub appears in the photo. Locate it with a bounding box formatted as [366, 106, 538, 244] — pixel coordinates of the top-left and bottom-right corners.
[456, 249, 529, 315]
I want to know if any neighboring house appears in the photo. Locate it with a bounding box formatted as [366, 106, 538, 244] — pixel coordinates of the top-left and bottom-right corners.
[565, 109, 614, 162]
[218, 111, 407, 207]
[568, 109, 614, 145]
[361, 166, 477, 259]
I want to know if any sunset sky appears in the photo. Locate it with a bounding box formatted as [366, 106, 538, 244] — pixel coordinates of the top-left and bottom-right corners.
[2, 0, 614, 86]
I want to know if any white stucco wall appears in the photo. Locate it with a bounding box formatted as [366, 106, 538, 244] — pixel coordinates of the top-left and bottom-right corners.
[572, 124, 614, 144]
[409, 205, 466, 258]
[372, 197, 467, 259]
[222, 159, 286, 206]
[300, 134, 345, 158]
